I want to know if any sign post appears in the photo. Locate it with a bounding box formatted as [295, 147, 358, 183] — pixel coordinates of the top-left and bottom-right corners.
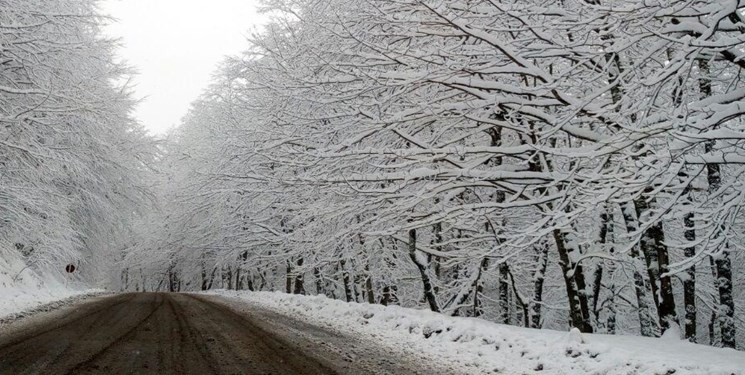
[65, 264, 76, 289]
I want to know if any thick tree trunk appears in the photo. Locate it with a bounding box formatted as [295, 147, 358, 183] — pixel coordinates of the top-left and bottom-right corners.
[201, 264, 208, 291]
[379, 238, 399, 306]
[593, 205, 618, 333]
[498, 262, 510, 324]
[353, 273, 362, 302]
[592, 266, 603, 326]
[340, 259, 355, 302]
[706, 144, 737, 348]
[364, 263, 375, 304]
[236, 251, 248, 291]
[355, 225, 376, 303]
[246, 270, 255, 291]
[428, 221, 442, 296]
[634, 196, 679, 333]
[530, 241, 549, 328]
[472, 257, 489, 317]
[695, 57, 736, 348]
[620, 202, 656, 336]
[505, 265, 529, 327]
[683, 200, 697, 342]
[381, 285, 398, 306]
[431, 221, 443, 280]
[168, 268, 175, 292]
[258, 270, 267, 291]
[632, 217, 662, 308]
[574, 262, 593, 331]
[293, 257, 306, 295]
[709, 256, 719, 345]
[607, 291, 617, 334]
[408, 228, 440, 312]
[716, 248, 736, 348]
[592, 205, 612, 328]
[206, 267, 217, 290]
[121, 268, 129, 291]
[552, 229, 592, 332]
[314, 267, 325, 296]
[650, 221, 678, 333]
[235, 268, 242, 291]
[285, 261, 293, 294]
[225, 266, 233, 290]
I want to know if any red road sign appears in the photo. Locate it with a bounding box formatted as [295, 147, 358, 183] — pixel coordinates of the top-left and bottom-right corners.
[65, 264, 76, 273]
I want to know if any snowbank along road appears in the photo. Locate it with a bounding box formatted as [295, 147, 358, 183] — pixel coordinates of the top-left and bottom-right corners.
[0, 293, 456, 375]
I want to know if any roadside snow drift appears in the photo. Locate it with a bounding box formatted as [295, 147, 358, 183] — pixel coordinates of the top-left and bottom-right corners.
[0, 255, 99, 321]
[206, 290, 745, 375]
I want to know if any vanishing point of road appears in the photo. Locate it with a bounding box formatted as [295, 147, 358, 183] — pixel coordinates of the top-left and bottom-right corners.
[0, 293, 459, 375]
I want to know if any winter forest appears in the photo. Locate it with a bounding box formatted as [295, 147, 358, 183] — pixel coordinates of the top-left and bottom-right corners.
[4, 0, 745, 352]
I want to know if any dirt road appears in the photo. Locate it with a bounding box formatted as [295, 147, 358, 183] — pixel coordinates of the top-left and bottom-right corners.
[0, 293, 453, 375]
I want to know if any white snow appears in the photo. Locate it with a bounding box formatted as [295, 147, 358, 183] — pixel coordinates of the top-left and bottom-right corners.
[205, 290, 745, 375]
[0, 286, 97, 321]
[0, 255, 99, 320]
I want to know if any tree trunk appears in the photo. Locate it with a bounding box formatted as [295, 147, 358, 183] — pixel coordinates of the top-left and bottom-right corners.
[381, 285, 398, 306]
[258, 270, 267, 291]
[683, 192, 697, 342]
[293, 257, 306, 295]
[498, 261, 510, 324]
[574, 262, 593, 331]
[206, 267, 217, 290]
[600, 28, 659, 337]
[408, 228, 440, 312]
[709, 256, 719, 345]
[716, 248, 736, 348]
[236, 251, 248, 291]
[121, 268, 129, 291]
[167, 268, 175, 292]
[285, 261, 293, 294]
[314, 267, 325, 296]
[530, 241, 549, 328]
[246, 270, 255, 291]
[592, 266, 603, 327]
[364, 263, 375, 304]
[472, 257, 489, 317]
[634, 196, 678, 333]
[592, 205, 617, 332]
[235, 267, 242, 291]
[552, 229, 591, 332]
[429, 221, 443, 293]
[340, 259, 355, 302]
[620, 202, 657, 336]
[225, 266, 233, 290]
[694, 56, 736, 348]
[706, 141, 737, 348]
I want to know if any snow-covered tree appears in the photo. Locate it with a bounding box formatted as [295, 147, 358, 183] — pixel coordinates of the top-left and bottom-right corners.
[125, 0, 745, 349]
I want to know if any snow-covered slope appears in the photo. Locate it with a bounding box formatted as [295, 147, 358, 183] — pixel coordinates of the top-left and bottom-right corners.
[0, 254, 95, 320]
[205, 290, 745, 375]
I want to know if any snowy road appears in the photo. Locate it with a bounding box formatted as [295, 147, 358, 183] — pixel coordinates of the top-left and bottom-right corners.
[0, 293, 452, 375]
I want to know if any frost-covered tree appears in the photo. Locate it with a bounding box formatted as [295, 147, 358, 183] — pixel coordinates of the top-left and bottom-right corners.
[0, 0, 156, 287]
[127, 0, 745, 349]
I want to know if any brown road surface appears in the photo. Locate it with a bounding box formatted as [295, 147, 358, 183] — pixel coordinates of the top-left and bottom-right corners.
[0, 293, 457, 375]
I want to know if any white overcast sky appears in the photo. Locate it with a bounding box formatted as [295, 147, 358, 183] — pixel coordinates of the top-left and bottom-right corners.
[101, 0, 267, 135]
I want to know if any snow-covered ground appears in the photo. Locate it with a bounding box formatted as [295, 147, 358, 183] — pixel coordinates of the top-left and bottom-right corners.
[0, 286, 101, 322]
[0, 255, 101, 321]
[205, 290, 745, 375]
